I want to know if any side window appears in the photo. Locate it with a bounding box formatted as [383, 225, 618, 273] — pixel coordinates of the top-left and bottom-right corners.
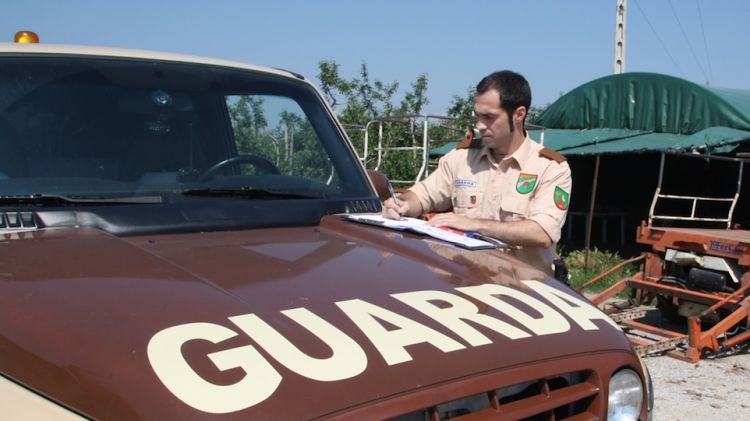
[226, 95, 335, 183]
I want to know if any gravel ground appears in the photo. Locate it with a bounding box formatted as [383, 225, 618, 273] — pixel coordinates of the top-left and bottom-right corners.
[645, 351, 750, 420]
[590, 298, 750, 419]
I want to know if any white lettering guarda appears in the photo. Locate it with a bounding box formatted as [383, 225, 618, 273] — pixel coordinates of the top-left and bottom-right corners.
[147, 281, 617, 414]
[147, 322, 281, 414]
[229, 308, 367, 381]
[392, 290, 530, 346]
[456, 283, 571, 335]
[523, 280, 621, 330]
[336, 298, 465, 365]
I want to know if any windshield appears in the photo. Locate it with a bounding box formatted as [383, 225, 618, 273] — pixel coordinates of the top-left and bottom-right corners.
[0, 56, 371, 198]
[0, 55, 377, 234]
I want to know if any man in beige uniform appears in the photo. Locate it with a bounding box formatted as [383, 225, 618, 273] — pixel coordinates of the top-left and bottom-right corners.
[382, 70, 571, 275]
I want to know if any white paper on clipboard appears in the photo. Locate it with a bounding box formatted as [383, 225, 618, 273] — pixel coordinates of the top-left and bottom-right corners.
[343, 213, 503, 250]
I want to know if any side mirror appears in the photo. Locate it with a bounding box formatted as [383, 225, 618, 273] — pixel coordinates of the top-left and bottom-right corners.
[366, 169, 391, 202]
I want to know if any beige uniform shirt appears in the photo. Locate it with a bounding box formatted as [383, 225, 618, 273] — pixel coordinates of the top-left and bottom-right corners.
[409, 137, 572, 273]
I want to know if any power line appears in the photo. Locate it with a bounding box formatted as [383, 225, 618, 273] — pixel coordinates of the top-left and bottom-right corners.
[632, 0, 685, 77]
[667, 0, 710, 84]
[695, 0, 715, 83]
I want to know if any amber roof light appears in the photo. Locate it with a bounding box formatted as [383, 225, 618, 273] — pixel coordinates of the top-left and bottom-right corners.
[14, 31, 40, 43]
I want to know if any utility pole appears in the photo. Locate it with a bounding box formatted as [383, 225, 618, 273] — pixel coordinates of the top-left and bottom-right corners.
[614, 0, 628, 74]
[588, 0, 629, 268]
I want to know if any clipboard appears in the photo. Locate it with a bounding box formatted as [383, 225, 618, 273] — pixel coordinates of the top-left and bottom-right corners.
[343, 213, 503, 250]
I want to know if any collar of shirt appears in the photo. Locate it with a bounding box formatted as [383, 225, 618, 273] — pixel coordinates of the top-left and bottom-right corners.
[478, 136, 534, 170]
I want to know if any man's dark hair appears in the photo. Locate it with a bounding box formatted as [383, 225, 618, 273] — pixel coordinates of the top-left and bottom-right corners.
[476, 70, 531, 132]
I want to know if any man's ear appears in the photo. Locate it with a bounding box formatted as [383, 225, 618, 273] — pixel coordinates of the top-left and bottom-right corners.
[514, 106, 527, 125]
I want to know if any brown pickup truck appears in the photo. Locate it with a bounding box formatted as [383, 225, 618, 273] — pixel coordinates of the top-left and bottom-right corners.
[0, 34, 652, 420]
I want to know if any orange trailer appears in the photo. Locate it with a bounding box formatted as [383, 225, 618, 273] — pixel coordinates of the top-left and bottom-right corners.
[583, 152, 750, 363]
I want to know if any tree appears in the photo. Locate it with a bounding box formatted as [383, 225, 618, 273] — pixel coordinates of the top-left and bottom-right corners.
[398, 74, 429, 115]
[447, 87, 550, 127]
[527, 104, 550, 125]
[316, 60, 432, 184]
[317, 60, 399, 126]
[227, 95, 333, 182]
[229, 96, 272, 156]
[446, 86, 476, 132]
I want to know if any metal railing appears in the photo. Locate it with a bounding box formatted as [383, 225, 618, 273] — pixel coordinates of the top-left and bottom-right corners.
[362, 115, 461, 186]
[648, 151, 746, 228]
[360, 117, 546, 187]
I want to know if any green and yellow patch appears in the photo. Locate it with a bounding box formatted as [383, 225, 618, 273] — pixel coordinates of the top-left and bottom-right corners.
[516, 173, 537, 194]
[554, 186, 569, 210]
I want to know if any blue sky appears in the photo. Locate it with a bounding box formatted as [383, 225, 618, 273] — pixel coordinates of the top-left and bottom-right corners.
[3, 0, 748, 114]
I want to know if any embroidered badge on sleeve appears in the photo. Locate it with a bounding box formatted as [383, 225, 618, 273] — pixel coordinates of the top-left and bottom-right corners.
[554, 186, 570, 210]
[516, 173, 538, 194]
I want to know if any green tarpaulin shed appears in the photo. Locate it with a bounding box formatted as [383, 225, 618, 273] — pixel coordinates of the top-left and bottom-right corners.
[532, 72, 750, 155]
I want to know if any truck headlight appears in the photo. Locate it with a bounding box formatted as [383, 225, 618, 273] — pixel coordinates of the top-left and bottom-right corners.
[607, 368, 643, 421]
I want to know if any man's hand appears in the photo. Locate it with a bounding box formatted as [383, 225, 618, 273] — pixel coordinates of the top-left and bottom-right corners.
[425, 212, 477, 232]
[427, 213, 553, 248]
[382, 190, 422, 220]
[382, 197, 409, 220]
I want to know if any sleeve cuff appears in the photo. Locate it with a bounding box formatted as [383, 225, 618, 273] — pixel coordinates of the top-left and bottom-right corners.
[528, 213, 562, 243]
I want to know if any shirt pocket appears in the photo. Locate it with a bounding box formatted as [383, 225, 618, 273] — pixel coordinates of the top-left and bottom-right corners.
[452, 190, 483, 214]
[500, 195, 530, 221]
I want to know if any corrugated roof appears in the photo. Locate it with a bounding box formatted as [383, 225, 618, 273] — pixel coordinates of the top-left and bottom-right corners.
[528, 126, 750, 155]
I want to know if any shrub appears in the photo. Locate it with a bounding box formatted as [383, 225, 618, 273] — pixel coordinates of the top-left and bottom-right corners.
[562, 247, 638, 293]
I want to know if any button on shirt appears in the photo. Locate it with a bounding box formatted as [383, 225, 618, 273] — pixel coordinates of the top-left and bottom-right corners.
[409, 137, 572, 273]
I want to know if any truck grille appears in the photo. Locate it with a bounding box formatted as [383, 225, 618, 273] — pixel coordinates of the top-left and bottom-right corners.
[392, 370, 598, 421]
[323, 353, 633, 421]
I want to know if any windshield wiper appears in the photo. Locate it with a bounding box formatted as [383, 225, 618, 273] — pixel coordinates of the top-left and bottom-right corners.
[0, 193, 164, 206]
[181, 186, 323, 200]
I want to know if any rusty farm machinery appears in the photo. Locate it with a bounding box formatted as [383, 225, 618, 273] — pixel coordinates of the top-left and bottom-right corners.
[580, 152, 750, 363]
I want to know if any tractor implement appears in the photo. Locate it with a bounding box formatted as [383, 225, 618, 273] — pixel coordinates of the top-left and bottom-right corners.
[582, 152, 750, 363]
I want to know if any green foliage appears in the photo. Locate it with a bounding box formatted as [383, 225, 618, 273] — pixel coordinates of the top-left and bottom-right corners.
[446, 87, 476, 134]
[563, 247, 638, 293]
[229, 96, 271, 156]
[226, 62, 555, 187]
[316, 60, 554, 185]
[227, 95, 333, 183]
[398, 74, 429, 115]
[526, 104, 550, 125]
[317, 60, 449, 185]
[447, 87, 550, 127]
[317, 60, 400, 127]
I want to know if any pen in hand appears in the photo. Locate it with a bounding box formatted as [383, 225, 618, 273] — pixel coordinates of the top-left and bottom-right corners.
[385, 181, 405, 220]
[387, 181, 400, 205]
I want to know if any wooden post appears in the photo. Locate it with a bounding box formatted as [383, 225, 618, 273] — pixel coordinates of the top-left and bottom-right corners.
[585, 155, 601, 270]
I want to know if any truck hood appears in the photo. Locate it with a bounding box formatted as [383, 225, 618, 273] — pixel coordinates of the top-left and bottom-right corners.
[0, 216, 629, 419]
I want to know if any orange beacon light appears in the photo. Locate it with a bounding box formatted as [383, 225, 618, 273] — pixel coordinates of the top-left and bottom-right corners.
[14, 31, 40, 44]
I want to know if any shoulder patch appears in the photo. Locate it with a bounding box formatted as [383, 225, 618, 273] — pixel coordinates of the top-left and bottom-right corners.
[539, 147, 566, 163]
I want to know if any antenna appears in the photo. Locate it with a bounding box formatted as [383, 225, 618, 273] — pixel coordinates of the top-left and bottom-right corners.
[614, 0, 628, 74]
